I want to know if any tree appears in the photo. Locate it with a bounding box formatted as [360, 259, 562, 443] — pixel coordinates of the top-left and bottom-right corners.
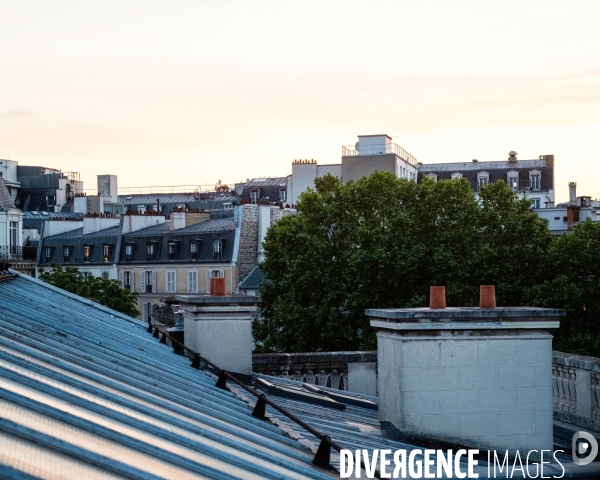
[38, 265, 139, 318]
[526, 219, 600, 357]
[253, 171, 552, 353]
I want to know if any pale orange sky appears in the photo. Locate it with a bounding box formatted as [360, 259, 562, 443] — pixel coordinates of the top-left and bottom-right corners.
[1, 1, 599, 202]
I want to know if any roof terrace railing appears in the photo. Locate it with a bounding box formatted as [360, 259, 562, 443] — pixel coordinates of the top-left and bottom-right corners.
[342, 143, 418, 166]
[148, 324, 382, 478]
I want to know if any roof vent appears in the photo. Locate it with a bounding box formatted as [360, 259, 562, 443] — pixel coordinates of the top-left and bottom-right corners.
[508, 151, 518, 162]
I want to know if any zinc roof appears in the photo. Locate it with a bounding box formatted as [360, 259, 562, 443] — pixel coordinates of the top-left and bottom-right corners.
[0, 272, 336, 479]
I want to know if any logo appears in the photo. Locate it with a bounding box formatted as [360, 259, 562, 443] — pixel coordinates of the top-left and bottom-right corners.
[572, 431, 598, 466]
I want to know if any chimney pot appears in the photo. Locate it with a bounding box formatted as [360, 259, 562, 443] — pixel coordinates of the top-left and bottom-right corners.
[479, 285, 496, 308]
[429, 286, 446, 309]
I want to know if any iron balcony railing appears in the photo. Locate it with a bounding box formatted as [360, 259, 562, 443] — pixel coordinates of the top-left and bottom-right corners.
[0, 246, 23, 261]
[342, 143, 418, 166]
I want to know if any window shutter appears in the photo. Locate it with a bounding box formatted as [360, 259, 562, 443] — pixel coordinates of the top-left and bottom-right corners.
[142, 303, 148, 322]
[140, 271, 146, 293]
[218, 269, 224, 278]
[119, 270, 124, 288]
[130, 271, 135, 292]
[152, 271, 157, 293]
[206, 270, 211, 293]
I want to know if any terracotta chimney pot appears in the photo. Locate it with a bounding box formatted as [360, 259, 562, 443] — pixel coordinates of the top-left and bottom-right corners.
[429, 286, 446, 309]
[210, 277, 226, 296]
[479, 285, 496, 308]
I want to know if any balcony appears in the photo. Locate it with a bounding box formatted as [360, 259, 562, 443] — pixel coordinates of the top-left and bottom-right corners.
[0, 246, 23, 261]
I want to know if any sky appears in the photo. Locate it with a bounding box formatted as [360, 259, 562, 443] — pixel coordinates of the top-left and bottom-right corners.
[1, 1, 599, 202]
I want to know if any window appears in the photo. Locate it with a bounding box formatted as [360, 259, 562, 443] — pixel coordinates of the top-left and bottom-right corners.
[47, 195, 56, 207]
[83, 245, 91, 263]
[147, 243, 156, 261]
[530, 171, 541, 191]
[82, 272, 90, 279]
[44, 247, 52, 262]
[206, 269, 224, 293]
[121, 270, 134, 292]
[125, 244, 134, 261]
[530, 198, 540, 209]
[190, 241, 198, 261]
[450, 172, 463, 180]
[425, 173, 438, 182]
[9, 221, 18, 247]
[63, 246, 71, 263]
[101, 271, 109, 280]
[279, 188, 287, 202]
[168, 242, 177, 261]
[506, 171, 519, 192]
[477, 173, 490, 191]
[137, 205, 146, 214]
[166, 270, 176, 293]
[213, 239, 223, 260]
[187, 269, 198, 293]
[250, 189, 260, 204]
[142, 271, 156, 293]
[223, 203, 233, 210]
[103, 245, 110, 262]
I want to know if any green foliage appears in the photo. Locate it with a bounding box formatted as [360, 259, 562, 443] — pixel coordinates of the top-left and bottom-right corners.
[254, 172, 552, 353]
[526, 219, 600, 357]
[38, 265, 139, 318]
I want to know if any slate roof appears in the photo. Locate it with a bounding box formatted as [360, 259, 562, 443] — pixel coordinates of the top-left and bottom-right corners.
[128, 218, 235, 237]
[239, 266, 265, 290]
[0, 271, 336, 479]
[0, 175, 16, 211]
[44, 226, 120, 240]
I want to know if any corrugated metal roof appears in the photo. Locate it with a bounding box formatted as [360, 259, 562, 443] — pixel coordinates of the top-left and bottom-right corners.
[250, 375, 474, 473]
[0, 272, 336, 479]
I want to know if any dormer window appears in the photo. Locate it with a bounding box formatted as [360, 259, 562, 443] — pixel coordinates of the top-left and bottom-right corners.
[250, 189, 260, 204]
[190, 241, 199, 261]
[279, 188, 287, 202]
[103, 245, 110, 262]
[83, 245, 91, 263]
[507, 171, 519, 192]
[213, 239, 223, 260]
[450, 172, 463, 180]
[44, 247, 52, 262]
[125, 244, 134, 261]
[529, 170, 541, 191]
[63, 246, 71, 263]
[168, 241, 177, 261]
[477, 172, 490, 191]
[147, 243, 156, 261]
[425, 173, 438, 182]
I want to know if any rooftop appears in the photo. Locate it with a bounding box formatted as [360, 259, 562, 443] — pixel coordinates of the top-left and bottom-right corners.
[0, 271, 336, 479]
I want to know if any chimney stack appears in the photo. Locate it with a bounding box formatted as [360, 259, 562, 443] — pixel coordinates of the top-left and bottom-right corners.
[569, 182, 577, 205]
[508, 151, 518, 162]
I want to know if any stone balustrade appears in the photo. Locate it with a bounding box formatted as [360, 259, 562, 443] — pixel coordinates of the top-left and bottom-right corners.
[553, 351, 600, 434]
[252, 351, 377, 396]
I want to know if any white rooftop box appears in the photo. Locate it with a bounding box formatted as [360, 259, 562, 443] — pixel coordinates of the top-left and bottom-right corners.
[357, 134, 392, 156]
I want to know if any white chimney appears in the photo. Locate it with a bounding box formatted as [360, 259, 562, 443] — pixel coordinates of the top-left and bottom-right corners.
[569, 182, 577, 204]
